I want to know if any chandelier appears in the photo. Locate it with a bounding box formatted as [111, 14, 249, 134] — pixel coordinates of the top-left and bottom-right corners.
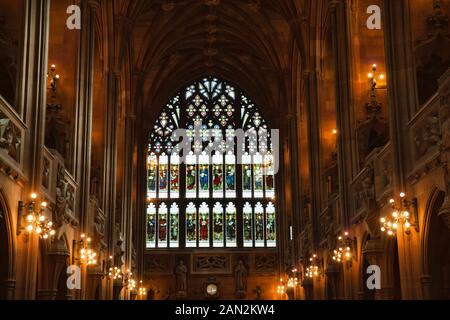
[21, 193, 55, 239]
[380, 192, 417, 236]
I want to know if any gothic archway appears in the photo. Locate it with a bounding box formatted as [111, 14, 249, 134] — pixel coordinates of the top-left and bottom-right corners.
[421, 189, 450, 299]
[0, 190, 15, 299]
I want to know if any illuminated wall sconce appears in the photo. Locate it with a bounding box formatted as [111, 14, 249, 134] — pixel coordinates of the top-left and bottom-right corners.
[305, 254, 321, 278]
[48, 64, 60, 90]
[74, 233, 98, 266]
[108, 266, 123, 280]
[380, 192, 419, 236]
[332, 232, 357, 265]
[138, 281, 147, 298]
[17, 193, 55, 239]
[367, 64, 386, 91]
[276, 278, 286, 296]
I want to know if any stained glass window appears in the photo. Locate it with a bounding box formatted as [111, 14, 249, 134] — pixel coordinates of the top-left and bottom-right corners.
[186, 152, 197, 198]
[225, 152, 236, 198]
[213, 152, 224, 198]
[253, 153, 264, 198]
[255, 202, 264, 247]
[146, 203, 156, 248]
[243, 202, 253, 247]
[199, 152, 210, 198]
[199, 202, 210, 247]
[159, 154, 169, 199]
[147, 154, 157, 199]
[213, 202, 224, 247]
[226, 202, 237, 247]
[264, 153, 275, 199]
[242, 153, 252, 198]
[186, 202, 197, 247]
[170, 154, 180, 198]
[170, 203, 179, 248]
[158, 203, 168, 248]
[266, 202, 276, 247]
[146, 77, 277, 249]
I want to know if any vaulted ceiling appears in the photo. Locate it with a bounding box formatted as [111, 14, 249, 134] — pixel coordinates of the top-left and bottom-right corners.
[111, 0, 306, 119]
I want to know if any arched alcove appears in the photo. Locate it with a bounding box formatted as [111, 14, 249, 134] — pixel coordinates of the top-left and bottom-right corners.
[422, 190, 450, 299]
[0, 190, 15, 299]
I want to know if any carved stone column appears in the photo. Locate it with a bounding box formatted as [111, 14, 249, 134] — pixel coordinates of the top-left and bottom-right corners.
[362, 238, 385, 300]
[36, 239, 69, 300]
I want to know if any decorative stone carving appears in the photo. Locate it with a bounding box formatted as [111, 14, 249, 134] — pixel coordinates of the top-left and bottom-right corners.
[196, 255, 226, 271]
[356, 94, 388, 164]
[415, 1, 450, 105]
[55, 164, 77, 228]
[175, 260, 188, 297]
[0, 110, 21, 162]
[438, 68, 450, 229]
[90, 163, 102, 200]
[145, 255, 170, 274]
[161, 0, 175, 12]
[254, 254, 276, 273]
[413, 113, 441, 158]
[203, 0, 220, 6]
[114, 223, 125, 266]
[42, 157, 50, 189]
[234, 260, 247, 298]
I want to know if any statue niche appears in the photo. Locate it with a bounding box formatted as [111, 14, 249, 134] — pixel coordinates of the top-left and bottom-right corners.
[234, 259, 247, 298]
[175, 260, 187, 298]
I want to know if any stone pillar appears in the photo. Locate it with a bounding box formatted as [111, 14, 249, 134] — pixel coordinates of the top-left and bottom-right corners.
[16, 0, 51, 300]
[329, 0, 359, 226]
[362, 238, 385, 300]
[303, 70, 322, 248]
[420, 274, 433, 299]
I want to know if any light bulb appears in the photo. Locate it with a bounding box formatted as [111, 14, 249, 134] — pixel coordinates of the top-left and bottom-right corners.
[43, 234, 49, 239]
[26, 214, 34, 222]
[35, 227, 42, 234]
[31, 193, 37, 199]
[380, 217, 386, 223]
[404, 221, 411, 229]
[41, 201, 47, 207]
[50, 230, 56, 236]
[368, 73, 374, 79]
[26, 225, 34, 232]
[403, 211, 410, 218]
[392, 211, 399, 218]
[39, 215, 46, 222]
[400, 192, 405, 198]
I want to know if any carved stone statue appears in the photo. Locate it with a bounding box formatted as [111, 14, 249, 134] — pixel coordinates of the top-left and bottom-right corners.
[175, 260, 187, 297]
[234, 260, 247, 297]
